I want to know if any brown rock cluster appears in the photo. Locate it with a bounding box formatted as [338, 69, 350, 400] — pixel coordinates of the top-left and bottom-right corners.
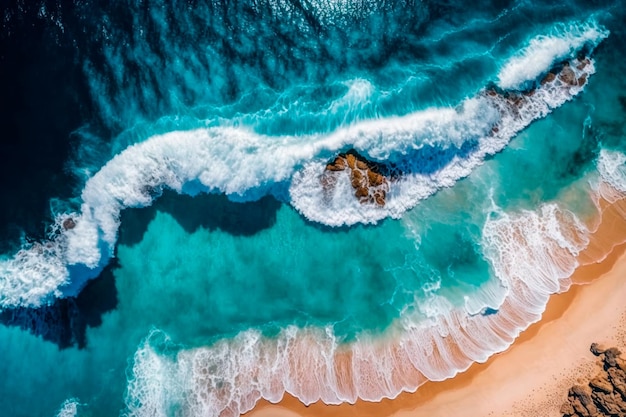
[542, 56, 590, 88]
[559, 63, 578, 86]
[541, 72, 557, 85]
[483, 56, 592, 123]
[577, 57, 591, 71]
[561, 344, 626, 417]
[324, 150, 389, 206]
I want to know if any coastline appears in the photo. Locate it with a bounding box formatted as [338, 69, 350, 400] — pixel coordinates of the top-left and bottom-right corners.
[245, 196, 626, 417]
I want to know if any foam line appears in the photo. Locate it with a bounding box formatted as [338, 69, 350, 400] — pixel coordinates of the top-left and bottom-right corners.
[54, 398, 81, 417]
[0, 20, 606, 310]
[497, 20, 609, 90]
[124, 185, 622, 416]
[597, 149, 626, 195]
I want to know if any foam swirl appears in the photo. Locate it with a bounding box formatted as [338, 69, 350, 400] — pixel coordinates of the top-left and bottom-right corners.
[0, 21, 607, 312]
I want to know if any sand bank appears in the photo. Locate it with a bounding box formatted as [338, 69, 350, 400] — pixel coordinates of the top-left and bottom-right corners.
[245, 197, 626, 417]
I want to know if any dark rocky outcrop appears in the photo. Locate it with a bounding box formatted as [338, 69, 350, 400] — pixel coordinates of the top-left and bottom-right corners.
[562, 344, 626, 417]
[559, 63, 578, 86]
[541, 72, 557, 85]
[62, 217, 76, 230]
[577, 57, 591, 71]
[323, 150, 390, 206]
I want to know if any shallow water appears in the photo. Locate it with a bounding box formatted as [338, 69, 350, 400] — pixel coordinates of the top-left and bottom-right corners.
[1, 1, 626, 416]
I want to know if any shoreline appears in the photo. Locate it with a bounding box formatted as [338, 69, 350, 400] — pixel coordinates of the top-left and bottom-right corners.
[245, 197, 626, 417]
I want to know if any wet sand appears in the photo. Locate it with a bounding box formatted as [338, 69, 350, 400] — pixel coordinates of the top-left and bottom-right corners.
[246, 196, 626, 417]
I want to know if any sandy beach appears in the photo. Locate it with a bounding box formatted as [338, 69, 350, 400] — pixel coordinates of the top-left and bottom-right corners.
[246, 196, 626, 417]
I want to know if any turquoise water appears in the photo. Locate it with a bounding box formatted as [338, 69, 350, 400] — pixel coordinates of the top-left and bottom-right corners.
[1, 1, 626, 416]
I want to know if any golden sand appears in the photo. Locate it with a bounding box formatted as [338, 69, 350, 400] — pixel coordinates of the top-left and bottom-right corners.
[245, 197, 626, 417]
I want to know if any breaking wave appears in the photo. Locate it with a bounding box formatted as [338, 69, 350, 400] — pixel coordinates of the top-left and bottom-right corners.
[597, 149, 626, 195]
[123, 154, 626, 416]
[497, 20, 609, 90]
[0, 20, 607, 310]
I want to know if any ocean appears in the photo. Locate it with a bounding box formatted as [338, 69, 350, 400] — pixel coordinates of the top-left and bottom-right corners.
[1, 0, 626, 416]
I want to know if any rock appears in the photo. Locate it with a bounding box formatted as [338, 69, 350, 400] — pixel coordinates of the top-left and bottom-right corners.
[542, 72, 557, 84]
[590, 373, 613, 393]
[577, 57, 591, 71]
[570, 397, 593, 416]
[562, 346, 626, 417]
[346, 153, 356, 169]
[324, 149, 390, 207]
[571, 385, 595, 406]
[591, 343, 607, 356]
[351, 170, 366, 188]
[373, 190, 386, 206]
[62, 218, 76, 230]
[355, 187, 368, 198]
[578, 74, 588, 87]
[356, 160, 368, 170]
[368, 171, 384, 187]
[592, 391, 626, 415]
[559, 65, 577, 86]
[604, 348, 622, 368]
[608, 367, 626, 397]
[507, 94, 523, 107]
[351, 170, 365, 187]
[568, 385, 599, 417]
[326, 157, 346, 171]
[561, 401, 576, 416]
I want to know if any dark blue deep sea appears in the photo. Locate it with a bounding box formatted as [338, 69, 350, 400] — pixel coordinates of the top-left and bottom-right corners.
[1, 1, 626, 416]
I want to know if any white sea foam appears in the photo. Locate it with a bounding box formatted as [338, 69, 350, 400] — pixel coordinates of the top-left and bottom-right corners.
[54, 398, 81, 417]
[118, 36, 623, 417]
[0, 21, 604, 312]
[123, 199, 599, 417]
[597, 149, 626, 194]
[124, 331, 187, 417]
[292, 57, 597, 225]
[328, 78, 375, 116]
[497, 20, 608, 90]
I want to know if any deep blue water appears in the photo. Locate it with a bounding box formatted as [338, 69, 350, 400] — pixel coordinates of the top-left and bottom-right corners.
[1, 1, 626, 416]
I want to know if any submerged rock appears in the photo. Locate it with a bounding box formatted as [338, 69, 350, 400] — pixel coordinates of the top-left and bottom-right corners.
[577, 57, 591, 71]
[62, 218, 76, 230]
[559, 63, 577, 86]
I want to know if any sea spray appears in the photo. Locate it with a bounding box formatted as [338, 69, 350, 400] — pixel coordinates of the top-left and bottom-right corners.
[123, 152, 626, 416]
[55, 398, 81, 417]
[0, 22, 605, 309]
[497, 20, 609, 90]
[1, 2, 625, 416]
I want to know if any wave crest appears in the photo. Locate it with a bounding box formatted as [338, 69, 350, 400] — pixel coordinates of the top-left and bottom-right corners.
[0, 21, 607, 312]
[124, 177, 626, 416]
[497, 20, 608, 90]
